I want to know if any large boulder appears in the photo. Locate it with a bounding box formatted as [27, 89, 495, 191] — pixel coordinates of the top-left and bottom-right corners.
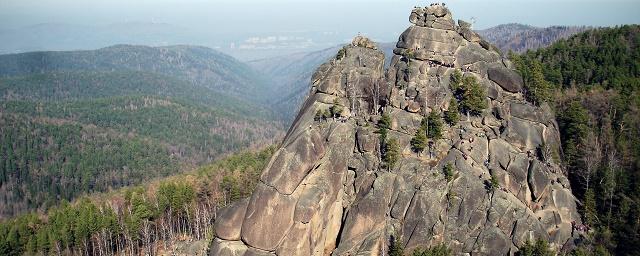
[260, 129, 325, 195]
[240, 184, 296, 251]
[214, 198, 249, 241]
[487, 66, 524, 93]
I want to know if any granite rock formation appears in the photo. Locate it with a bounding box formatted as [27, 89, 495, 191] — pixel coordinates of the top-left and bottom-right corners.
[211, 4, 580, 255]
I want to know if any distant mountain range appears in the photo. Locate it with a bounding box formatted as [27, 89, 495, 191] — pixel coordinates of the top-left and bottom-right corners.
[0, 44, 274, 102]
[0, 22, 194, 54]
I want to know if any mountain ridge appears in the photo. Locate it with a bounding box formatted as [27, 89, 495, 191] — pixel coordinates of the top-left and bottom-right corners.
[0, 44, 274, 103]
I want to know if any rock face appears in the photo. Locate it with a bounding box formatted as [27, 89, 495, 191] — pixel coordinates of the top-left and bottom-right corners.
[211, 4, 580, 256]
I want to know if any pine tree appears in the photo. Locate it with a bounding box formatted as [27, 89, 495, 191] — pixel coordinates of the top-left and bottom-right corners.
[443, 98, 459, 126]
[485, 175, 500, 193]
[449, 70, 487, 116]
[330, 100, 344, 118]
[516, 239, 554, 256]
[378, 113, 392, 144]
[424, 111, 443, 140]
[443, 163, 454, 182]
[323, 109, 332, 120]
[460, 76, 488, 115]
[412, 244, 452, 256]
[410, 128, 428, 155]
[384, 138, 400, 170]
[525, 60, 553, 105]
[449, 70, 463, 92]
[583, 188, 597, 226]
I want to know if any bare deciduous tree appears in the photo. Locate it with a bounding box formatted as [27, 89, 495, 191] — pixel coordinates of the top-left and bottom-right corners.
[579, 130, 602, 192]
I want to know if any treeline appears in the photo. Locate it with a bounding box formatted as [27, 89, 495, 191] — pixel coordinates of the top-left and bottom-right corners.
[511, 25, 640, 254]
[0, 146, 275, 256]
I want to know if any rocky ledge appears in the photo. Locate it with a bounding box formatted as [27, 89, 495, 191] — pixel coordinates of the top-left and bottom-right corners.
[210, 4, 581, 256]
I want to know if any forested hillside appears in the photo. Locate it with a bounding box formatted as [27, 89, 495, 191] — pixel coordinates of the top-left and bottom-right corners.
[511, 24, 640, 255]
[0, 47, 284, 219]
[477, 23, 590, 54]
[0, 146, 275, 256]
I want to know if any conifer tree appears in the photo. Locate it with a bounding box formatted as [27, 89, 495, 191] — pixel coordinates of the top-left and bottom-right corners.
[444, 98, 460, 126]
[460, 76, 488, 115]
[378, 113, 391, 145]
[424, 111, 443, 140]
[384, 138, 400, 170]
[443, 163, 454, 182]
[449, 70, 487, 116]
[410, 128, 428, 155]
[583, 189, 597, 226]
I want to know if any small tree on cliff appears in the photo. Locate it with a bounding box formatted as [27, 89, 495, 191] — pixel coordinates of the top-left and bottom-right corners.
[378, 113, 392, 144]
[323, 109, 332, 120]
[443, 163, 455, 182]
[449, 70, 488, 116]
[412, 244, 452, 256]
[423, 111, 443, 140]
[383, 138, 400, 170]
[410, 128, 428, 156]
[444, 98, 460, 126]
[460, 76, 487, 115]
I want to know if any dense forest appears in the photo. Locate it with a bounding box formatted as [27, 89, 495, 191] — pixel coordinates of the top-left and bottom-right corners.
[0, 146, 274, 256]
[511, 25, 640, 255]
[477, 23, 590, 54]
[0, 50, 284, 218]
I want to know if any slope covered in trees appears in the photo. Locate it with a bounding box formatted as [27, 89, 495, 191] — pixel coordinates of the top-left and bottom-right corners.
[511, 25, 640, 255]
[0, 48, 284, 219]
[477, 23, 590, 54]
[0, 146, 275, 256]
[0, 45, 274, 102]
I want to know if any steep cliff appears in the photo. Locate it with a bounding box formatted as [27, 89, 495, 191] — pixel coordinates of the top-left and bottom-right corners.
[210, 4, 580, 255]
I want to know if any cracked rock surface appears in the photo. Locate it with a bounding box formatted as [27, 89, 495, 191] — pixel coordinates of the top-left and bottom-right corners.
[210, 4, 580, 256]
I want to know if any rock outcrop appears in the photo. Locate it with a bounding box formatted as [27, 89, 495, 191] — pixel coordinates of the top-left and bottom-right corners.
[211, 4, 580, 256]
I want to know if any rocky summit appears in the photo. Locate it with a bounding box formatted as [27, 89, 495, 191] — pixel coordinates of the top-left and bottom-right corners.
[210, 4, 580, 256]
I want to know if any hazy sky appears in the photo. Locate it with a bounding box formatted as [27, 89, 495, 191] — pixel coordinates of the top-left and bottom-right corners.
[1, 0, 639, 58]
